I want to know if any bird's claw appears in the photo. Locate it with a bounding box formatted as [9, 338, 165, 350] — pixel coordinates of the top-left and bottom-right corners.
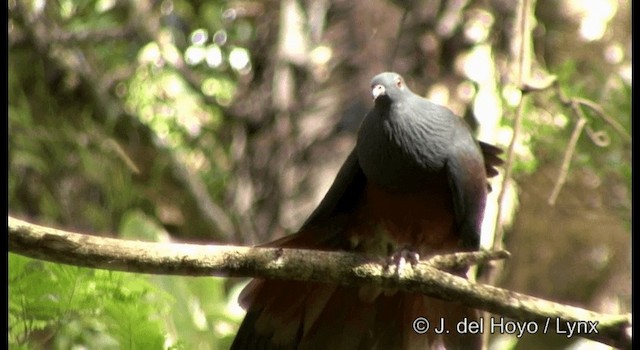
[386, 247, 421, 273]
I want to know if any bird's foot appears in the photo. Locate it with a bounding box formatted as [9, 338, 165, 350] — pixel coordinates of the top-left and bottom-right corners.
[385, 246, 421, 274]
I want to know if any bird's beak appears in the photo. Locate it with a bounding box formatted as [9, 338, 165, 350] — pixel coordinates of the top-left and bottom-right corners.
[372, 85, 386, 100]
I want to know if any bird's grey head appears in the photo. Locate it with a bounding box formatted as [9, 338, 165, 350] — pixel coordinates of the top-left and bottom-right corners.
[370, 72, 409, 104]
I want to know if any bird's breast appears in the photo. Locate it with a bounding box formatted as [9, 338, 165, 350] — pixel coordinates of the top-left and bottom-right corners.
[345, 175, 459, 257]
[356, 108, 450, 191]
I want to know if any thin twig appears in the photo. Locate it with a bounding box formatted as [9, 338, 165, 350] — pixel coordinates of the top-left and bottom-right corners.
[490, 0, 535, 262]
[516, 0, 532, 86]
[50, 27, 136, 43]
[547, 109, 587, 205]
[584, 125, 611, 147]
[483, 1, 535, 345]
[547, 80, 629, 205]
[574, 98, 631, 143]
[425, 249, 511, 270]
[555, 84, 630, 146]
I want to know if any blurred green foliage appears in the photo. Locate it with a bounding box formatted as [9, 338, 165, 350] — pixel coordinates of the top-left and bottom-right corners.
[8, 211, 245, 349]
[9, 0, 249, 348]
[9, 253, 170, 349]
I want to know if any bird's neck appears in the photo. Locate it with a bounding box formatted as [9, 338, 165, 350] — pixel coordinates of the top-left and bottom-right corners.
[357, 100, 447, 191]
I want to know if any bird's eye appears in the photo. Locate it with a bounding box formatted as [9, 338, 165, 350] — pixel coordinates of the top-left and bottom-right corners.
[395, 78, 402, 88]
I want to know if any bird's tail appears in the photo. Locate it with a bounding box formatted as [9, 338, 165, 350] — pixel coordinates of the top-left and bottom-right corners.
[478, 141, 504, 178]
[231, 279, 481, 350]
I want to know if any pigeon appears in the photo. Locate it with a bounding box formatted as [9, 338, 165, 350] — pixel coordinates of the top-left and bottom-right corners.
[231, 72, 502, 350]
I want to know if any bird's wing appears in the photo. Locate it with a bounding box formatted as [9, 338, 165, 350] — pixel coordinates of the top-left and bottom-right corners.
[445, 122, 489, 249]
[478, 140, 503, 178]
[260, 148, 367, 249]
[232, 150, 370, 349]
[302, 148, 366, 228]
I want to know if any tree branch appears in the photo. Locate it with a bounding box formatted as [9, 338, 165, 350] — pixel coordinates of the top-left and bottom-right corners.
[547, 114, 587, 205]
[8, 216, 631, 349]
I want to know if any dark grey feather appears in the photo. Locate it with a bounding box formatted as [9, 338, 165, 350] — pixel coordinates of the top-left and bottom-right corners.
[356, 72, 489, 248]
